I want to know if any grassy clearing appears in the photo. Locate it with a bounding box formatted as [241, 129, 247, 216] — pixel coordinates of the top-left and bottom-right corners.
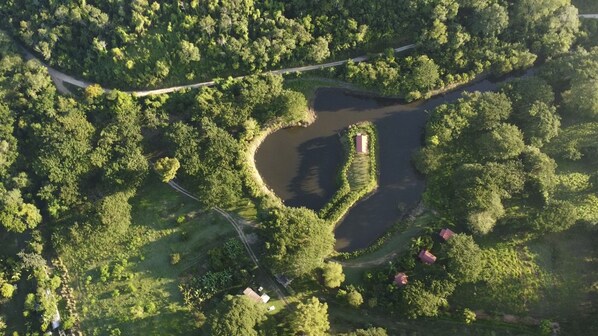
[55, 179, 236, 335]
[341, 213, 436, 284]
[328, 302, 535, 335]
[527, 228, 598, 323]
[284, 76, 356, 102]
[347, 154, 370, 190]
[574, 0, 598, 13]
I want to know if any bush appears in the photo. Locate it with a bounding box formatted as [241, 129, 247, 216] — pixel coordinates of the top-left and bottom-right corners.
[170, 253, 181, 265]
[346, 288, 364, 308]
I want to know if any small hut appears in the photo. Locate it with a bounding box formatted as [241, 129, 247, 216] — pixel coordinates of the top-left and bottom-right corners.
[356, 133, 368, 154]
[439, 228, 455, 241]
[418, 249, 437, 264]
[243, 287, 263, 303]
[393, 272, 409, 287]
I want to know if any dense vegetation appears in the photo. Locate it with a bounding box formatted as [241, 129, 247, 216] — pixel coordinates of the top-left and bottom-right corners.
[346, 47, 598, 331]
[0, 0, 413, 88]
[416, 48, 598, 235]
[0, 0, 596, 335]
[341, 0, 579, 100]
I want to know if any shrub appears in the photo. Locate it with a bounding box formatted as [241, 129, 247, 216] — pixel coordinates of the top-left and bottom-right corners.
[170, 253, 181, 265]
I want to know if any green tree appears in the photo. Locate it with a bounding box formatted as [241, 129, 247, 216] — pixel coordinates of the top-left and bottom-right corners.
[0, 188, 42, 233]
[0, 283, 15, 299]
[444, 234, 485, 283]
[178, 40, 201, 63]
[264, 207, 334, 277]
[97, 191, 132, 234]
[471, 3, 509, 37]
[154, 157, 180, 183]
[322, 262, 344, 288]
[562, 79, 598, 120]
[531, 201, 577, 233]
[166, 122, 202, 176]
[206, 295, 266, 336]
[346, 287, 364, 308]
[409, 55, 440, 92]
[522, 147, 557, 203]
[288, 297, 330, 336]
[476, 123, 525, 160]
[402, 280, 455, 319]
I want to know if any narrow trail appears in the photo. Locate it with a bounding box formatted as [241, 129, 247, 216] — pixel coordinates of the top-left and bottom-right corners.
[167, 181, 289, 304]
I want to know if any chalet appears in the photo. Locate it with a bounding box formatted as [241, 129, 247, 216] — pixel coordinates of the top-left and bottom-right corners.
[418, 249, 437, 264]
[439, 228, 455, 241]
[243, 287, 263, 303]
[356, 133, 368, 154]
[393, 272, 408, 287]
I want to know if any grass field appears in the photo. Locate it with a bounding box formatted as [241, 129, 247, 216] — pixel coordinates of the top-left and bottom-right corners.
[348, 154, 370, 190]
[56, 179, 237, 335]
[527, 227, 598, 331]
[574, 0, 598, 13]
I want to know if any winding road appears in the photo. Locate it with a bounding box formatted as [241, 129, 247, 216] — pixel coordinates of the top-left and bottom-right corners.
[167, 181, 289, 304]
[24, 12, 598, 96]
[22, 44, 415, 96]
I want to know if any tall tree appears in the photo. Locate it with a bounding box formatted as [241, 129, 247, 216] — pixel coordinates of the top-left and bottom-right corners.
[287, 297, 330, 336]
[206, 295, 266, 336]
[264, 207, 334, 277]
[444, 234, 485, 283]
[322, 261, 345, 288]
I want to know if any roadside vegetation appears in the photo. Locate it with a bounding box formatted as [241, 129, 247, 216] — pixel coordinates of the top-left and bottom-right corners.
[333, 0, 579, 101]
[0, 0, 412, 89]
[0, 0, 597, 335]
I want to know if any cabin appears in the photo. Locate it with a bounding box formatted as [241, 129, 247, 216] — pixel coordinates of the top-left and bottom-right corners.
[243, 287, 263, 303]
[418, 249, 437, 264]
[393, 272, 409, 287]
[356, 133, 368, 154]
[439, 228, 455, 241]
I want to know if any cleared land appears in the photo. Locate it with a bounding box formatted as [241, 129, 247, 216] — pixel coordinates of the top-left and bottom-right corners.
[55, 179, 236, 335]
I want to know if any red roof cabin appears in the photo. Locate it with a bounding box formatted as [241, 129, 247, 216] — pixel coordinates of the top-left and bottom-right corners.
[439, 228, 455, 241]
[356, 133, 368, 154]
[418, 249, 437, 264]
[394, 272, 409, 287]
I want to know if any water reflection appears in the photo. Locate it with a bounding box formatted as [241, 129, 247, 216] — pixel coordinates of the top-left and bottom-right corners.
[256, 79, 501, 251]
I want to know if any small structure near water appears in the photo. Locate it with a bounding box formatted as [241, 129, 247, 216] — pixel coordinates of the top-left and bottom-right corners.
[418, 249, 437, 264]
[394, 272, 409, 287]
[356, 133, 368, 154]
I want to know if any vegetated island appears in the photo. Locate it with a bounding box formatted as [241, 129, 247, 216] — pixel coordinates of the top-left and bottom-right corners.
[319, 122, 379, 225]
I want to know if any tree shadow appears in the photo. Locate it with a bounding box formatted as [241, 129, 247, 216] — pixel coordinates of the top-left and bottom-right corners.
[285, 134, 343, 210]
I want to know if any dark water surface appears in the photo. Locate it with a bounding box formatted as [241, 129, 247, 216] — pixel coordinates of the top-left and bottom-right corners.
[256, 80, 498, 251]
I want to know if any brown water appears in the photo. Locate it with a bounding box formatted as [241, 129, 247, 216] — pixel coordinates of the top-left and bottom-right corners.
[256, 80, 498, 252]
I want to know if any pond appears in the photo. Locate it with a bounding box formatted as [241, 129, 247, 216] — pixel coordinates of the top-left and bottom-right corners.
[255, 80, 499, 252]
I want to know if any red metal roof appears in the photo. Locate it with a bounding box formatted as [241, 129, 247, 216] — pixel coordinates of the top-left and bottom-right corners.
[418, 249, 437, 264]
[439, 228, 455, 241]
[356, 134, 368, 154]
[394, 272, 408, 286]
